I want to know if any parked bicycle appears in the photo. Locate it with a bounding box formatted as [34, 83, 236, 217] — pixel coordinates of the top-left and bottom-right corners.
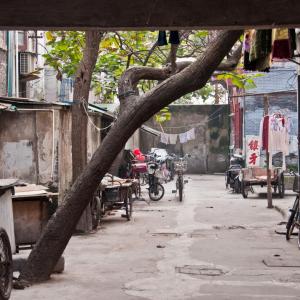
[172, 154, 189, 202]
[286, 172, 300, 247]
[0, 228, 12, 300]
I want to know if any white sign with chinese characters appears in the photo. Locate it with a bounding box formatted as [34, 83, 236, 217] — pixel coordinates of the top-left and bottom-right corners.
[246, 135, 260, 167]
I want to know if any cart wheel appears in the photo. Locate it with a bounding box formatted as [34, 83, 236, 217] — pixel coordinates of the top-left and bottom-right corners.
[125, 189, 133, 221]
[0, 228, 12, 300]
[241, 181, 248, 198]
[91, 196, 101, 229]
[278, 174, 285, 198]
[234, 180, 241, 193]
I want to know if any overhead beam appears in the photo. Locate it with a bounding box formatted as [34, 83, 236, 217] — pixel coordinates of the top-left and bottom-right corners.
[1, 0, 300, 30]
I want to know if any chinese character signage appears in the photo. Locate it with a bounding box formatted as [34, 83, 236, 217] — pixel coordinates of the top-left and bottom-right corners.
[246, 136, 260, 167]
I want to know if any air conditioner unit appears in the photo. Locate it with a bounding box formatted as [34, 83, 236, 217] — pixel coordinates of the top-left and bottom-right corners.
[19, 52, 35, 75]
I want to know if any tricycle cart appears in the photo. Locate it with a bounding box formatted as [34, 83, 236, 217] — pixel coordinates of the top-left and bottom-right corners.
[241, 167, 285, 199]
[95, 175, 134, 221]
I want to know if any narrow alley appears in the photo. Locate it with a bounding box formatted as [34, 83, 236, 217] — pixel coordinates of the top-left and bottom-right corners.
[12, 175, 300, 300]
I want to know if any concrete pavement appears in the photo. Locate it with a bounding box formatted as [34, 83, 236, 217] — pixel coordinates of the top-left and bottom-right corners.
[11, 175, 300, 299]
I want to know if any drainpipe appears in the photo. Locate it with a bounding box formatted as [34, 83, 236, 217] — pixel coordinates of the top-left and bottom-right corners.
[7, 32, 14, 97]
[15, 31, 19, 97]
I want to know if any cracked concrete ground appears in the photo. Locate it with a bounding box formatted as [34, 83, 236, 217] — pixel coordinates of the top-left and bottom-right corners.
[11, 175, 300, 299]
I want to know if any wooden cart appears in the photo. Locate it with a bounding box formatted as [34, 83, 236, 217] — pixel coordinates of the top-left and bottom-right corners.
[241, 167, 285, 199]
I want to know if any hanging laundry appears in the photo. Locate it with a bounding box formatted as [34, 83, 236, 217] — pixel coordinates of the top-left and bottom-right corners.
[249, 29, 272, 72]
[169, 31, 180, 45]
[243, 31, 252, 70]
[160, 133, 169, 144]
[259, 113, 289, 170]
[179, 132, 188, 144]
[169, 134, 178, 145]
[186, 128, 196, 141]
[157, 31, 168, 46]
[157, 31, 180, 46]
[272, 28, 292, 60]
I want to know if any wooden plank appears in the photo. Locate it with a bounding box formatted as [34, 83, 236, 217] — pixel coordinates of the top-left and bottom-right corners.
[0, 0, 300, 29]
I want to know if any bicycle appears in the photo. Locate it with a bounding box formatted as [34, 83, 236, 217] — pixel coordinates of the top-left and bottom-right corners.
[286, 172, 300, 247]
[173, 155, 189, 202]
[0, 228, 12, 300]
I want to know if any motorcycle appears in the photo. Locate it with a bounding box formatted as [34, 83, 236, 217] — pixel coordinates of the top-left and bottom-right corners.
[225, 154, 244, 193]
[147, 161, 165, 201]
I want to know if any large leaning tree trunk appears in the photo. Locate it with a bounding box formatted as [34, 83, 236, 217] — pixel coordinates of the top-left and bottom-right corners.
[71, 30, 103, 231]
[20, 30, 242, 283]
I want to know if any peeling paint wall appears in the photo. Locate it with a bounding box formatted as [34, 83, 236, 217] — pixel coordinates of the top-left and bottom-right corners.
[140, 105, 229, 174]
[0, 112, 37, 180]
[0, 110, 60, 185]
[0, 108, 104, 203]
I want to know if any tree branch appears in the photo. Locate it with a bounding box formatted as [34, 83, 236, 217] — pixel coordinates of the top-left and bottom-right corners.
[118, 41, 242, 102]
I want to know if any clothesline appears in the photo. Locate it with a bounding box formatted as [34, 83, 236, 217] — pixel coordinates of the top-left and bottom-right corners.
[161, 128, 196, 145]
[157, 112, 224, 131]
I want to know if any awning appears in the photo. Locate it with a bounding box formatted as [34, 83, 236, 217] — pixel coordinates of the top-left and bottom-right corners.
[140, 125, 160, 137]
[88, 103, 115, 120]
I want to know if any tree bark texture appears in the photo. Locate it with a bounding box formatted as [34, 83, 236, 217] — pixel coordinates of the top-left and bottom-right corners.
[20, 30, 242, 283]
[71, 31, 103, 232]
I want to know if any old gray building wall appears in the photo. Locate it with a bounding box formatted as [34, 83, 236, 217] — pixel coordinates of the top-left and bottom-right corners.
[58, 110, 72, 201]
[0, 110, 64, 187]
[140, 105, 229, 174]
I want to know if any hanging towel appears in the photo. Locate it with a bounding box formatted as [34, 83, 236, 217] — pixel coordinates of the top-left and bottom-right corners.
[289, 29, 297, 55]
[169, 31, 180, 45]
[160, 133, 169, 144]
[272, 28, 291, 60]
[169, 134, 178, 145]
[187, 128, 196, 141]
[179, 132, 188, 144]
[157, 31, 168, 46]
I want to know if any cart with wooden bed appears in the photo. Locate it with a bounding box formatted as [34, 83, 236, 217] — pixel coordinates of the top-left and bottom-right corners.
[240, 167, 285, 199]
[92, 174, 135, 224]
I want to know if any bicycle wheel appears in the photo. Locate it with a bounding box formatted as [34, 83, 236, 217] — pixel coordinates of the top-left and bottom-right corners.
[149, 183, 165, 201]
[125, 189, 133, 221]
[286, 196, 299, 240]
[0, 228, 12, 300]
[178, 176, 183, 202]
[241, 181, 248, 198]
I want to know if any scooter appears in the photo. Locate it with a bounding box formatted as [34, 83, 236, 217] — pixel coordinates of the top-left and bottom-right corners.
[225, 154, 244, 193]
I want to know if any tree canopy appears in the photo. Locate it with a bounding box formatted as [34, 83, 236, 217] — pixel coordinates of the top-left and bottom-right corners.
[43, 30, 257, 105]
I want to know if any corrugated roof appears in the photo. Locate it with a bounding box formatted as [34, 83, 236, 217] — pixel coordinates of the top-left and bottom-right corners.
[0, 96, 71, 107]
